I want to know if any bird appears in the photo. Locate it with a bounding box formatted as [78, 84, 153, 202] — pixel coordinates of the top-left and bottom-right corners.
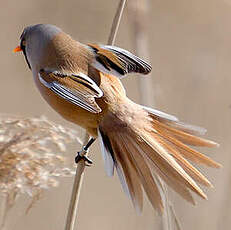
[14, 24, 221, 214]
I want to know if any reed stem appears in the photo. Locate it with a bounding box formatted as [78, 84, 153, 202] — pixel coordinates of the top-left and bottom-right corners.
[64, 1, 127, 229]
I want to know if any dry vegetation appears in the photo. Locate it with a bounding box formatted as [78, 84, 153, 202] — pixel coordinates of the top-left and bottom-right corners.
[0, 115, 81, 227]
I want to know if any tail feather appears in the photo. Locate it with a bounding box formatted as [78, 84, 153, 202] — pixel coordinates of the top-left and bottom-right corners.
[111, 132, 164, 214]
[152, 119, 218, 147]
[98, 129, 115, 176]
[99, 104, 220, 213]
[143, 106, 206, 135]
[152, 126, 221, 168]
[141, 105, 179, 122]
[163, 120, 207, 136]
[128, 133, 196, 205]
[99, 129, 143, 210]
[136, 132, 208, 200]
[150, 132, 212, 187]
[116, 163, 131, 198]
[110, 137, 144, 213]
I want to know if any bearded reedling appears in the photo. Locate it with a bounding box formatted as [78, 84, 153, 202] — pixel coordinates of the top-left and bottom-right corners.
[14, 24, 221, 213]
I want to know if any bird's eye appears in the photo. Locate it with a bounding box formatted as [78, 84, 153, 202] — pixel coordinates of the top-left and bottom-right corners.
[22, 39, 26, 47]
[20, 38, 31, 70]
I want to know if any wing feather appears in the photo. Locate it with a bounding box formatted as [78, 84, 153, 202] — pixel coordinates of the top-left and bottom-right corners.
[88, 44, 152, 78]
[38, 69, 103, 113]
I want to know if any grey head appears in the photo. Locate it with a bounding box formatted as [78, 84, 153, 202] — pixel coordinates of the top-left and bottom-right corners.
[19, 24, 62, 70]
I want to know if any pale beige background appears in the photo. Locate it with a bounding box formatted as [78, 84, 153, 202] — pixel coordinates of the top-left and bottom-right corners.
[1, 0, 230, 229]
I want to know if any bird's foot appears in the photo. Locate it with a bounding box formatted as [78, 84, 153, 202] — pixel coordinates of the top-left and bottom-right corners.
[75, 137, 95, 166]
[75, 149, 93, 166]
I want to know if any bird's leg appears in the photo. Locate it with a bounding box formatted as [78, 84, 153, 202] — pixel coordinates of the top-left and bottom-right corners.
[75, 137, 96, 166]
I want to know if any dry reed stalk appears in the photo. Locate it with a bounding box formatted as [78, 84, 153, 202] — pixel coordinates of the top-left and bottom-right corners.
[64, 133, 90, 230]
[64, 1, 127, 230]
[0, 115, 80, 229]
[127, 0, 154, 107]
[108, 0, 127, 45]
[127, 1, 181, 229]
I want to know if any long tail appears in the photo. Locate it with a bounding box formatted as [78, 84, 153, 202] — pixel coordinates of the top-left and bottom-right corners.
[98, 103, 221, 214]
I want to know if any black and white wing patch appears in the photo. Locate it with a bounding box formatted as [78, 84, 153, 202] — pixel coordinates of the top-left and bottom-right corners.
[38, 69, 103, 113]
[88, 44, 152, 78]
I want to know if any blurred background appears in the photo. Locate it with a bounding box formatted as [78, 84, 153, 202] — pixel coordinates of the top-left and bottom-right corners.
[1, 0, 230, 229]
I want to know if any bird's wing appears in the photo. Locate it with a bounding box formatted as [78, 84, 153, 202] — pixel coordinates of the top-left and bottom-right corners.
[88, 44, 152, 78]
[38, 69, 103, 113]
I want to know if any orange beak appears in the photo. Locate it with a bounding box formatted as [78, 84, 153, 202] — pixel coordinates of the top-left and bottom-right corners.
[13, 46, 22, 53]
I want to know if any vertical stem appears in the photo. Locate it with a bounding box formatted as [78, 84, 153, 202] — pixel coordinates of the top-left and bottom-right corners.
[108, 0, 127, 45]
[0, 195, 7, 230]
[127, 0, 154, 107]
[64, 133, 90, 230]
[64, 1, 127, 230]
